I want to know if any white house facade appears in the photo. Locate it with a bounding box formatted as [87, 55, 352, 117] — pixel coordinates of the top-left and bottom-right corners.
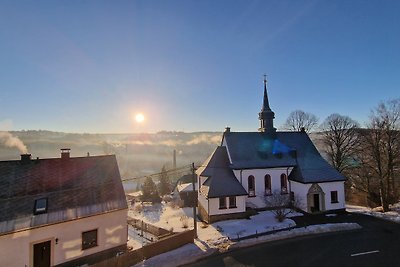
[197, 79, 346, 223]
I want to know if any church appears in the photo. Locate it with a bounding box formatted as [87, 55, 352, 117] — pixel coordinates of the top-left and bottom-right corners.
[197, 79, 346, 223]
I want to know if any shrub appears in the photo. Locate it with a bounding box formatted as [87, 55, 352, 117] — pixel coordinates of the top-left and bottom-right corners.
[180, 215, 189, 228]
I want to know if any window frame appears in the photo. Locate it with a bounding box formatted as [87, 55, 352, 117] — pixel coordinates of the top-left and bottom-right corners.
[248, 175, 255, 197]
[330, 191, 339, 203]
[34, 197, 48, 215]
[219, 197, 227, 209]
[264, 174, 272, 195]
[228, 196, 237, 208]
[280, 174, 288, 194]
[82, 229, 98, 250]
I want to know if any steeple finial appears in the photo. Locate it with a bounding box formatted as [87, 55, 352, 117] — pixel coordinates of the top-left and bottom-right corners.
[258, 75, 276, 133]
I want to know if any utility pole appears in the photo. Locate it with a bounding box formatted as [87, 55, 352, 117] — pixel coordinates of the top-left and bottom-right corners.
[191, 162, 197, 238]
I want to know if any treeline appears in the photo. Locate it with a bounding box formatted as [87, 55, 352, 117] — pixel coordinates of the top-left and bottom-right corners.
[283, 99, 400, 211]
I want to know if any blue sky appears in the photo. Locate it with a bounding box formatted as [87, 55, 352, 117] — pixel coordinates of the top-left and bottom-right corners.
[0, 1, 399, 133]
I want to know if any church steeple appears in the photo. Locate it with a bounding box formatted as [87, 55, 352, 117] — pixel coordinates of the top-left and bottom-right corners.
[258, 75, 276, 133]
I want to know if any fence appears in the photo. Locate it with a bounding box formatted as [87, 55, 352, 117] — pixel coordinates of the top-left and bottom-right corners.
[128, 218, 172, 239]
[90, 229, 195, 267]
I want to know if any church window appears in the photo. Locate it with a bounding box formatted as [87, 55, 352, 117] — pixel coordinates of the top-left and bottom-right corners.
[219, 197, 226, 209]
[264, 175, 272, 195]
[280, 174, 288, 194]
[248, 175, 255, 197]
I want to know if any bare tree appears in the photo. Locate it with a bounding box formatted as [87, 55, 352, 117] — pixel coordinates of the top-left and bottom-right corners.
[362, 99, 400, 211]
[320, 114, 360, 174]
[283, 110, 319, 133]
[264, 191, 299, 222]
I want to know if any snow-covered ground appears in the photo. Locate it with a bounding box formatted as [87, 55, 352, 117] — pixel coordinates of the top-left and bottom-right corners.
[129, 202, 302, 248]
[347, 204, 400, 223]
[134, 222, 361, 267]
[130, 202, 360, 267]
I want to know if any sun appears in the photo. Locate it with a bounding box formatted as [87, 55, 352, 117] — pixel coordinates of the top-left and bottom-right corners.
[135, 113, 145, 123]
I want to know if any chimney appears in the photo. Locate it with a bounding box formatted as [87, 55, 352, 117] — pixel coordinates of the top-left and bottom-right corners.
[61, 148, 71, 160]
[224, 127, 231, 133]
[20, 154, 32, 164]
[173, 149, 177, 169]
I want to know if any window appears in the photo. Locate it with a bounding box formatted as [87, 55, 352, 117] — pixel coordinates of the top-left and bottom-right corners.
[280, 174, 288, 194]
[82, 229, 98, 250]
[331, 191, 338, 203]
[248, 175, 255, 197]
[229, 196, 236, 208]
[264, 175, 272, 195]
[219, 197, 226, 209]
[34, 198, 48, 215]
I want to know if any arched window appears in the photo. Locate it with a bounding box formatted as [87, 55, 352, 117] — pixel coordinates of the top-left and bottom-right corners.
[248, 175, 255, 197]
[280, 173, 288, 194]
[264, 175, 271, 195]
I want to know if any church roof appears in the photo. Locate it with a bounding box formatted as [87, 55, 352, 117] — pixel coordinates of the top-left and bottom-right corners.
[0, 154, 127, 235]
[223, 131, 345, 183]
[197, 146, 247, 198]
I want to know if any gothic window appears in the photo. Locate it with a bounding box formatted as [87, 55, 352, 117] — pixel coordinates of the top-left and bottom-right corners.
[280, 174, 288, 194]
[248, 175, 255, 197]
[264, 175, 272, 195]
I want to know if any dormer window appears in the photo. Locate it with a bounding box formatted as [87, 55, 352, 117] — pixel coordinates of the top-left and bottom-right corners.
[34, 198, 48, 215]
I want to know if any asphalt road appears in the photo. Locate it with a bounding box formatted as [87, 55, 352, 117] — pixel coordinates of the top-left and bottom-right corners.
[184, 214, 400, 267]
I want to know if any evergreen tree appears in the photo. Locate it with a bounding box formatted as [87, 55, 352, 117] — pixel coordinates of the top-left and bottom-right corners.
[158, 165, 171, 196]
[141, 176, 161, 203]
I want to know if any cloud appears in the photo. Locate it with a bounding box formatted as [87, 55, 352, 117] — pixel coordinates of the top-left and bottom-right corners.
[186, 134, 221, 145]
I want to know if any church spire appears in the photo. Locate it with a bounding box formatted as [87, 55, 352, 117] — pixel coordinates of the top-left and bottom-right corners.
[258, 75, 276, 133]
[261, 75, 271, 112]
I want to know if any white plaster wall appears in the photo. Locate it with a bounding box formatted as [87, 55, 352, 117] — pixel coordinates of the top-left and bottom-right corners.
[208, 196, 246, 216]
[232, 168, 293, 208]
[290, 181, 345, 212]
[290, 181, 311, 212]
[320, 181, 345, 210]
[198, 175, 208, 187]
[0, 209, 127, 267]
[198, 192, 208, 212]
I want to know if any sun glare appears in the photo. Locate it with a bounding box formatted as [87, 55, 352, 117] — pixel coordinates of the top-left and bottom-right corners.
[135, 113, 145, 123]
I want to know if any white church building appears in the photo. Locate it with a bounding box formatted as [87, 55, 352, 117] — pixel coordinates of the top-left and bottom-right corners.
[197, 79, 346, 223]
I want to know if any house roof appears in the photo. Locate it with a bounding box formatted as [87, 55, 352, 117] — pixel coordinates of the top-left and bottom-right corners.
[0, 154, 127, 235]
[223, 131, 345, 183]
[223, 131, 297, 169]
[197, 146, 247, 198]
[177, 182, 198, 193]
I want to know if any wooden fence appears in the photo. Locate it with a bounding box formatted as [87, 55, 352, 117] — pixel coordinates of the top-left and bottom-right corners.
[90, 229, 195, 267]
[128, 218, 172, 239]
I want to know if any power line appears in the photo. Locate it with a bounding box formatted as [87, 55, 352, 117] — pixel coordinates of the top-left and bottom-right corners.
[121, 164, 193, 182]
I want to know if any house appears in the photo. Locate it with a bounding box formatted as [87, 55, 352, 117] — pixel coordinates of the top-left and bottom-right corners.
[175, 174, 198, 207]
[197, 79, 346, 223]
[0, 149, 128, 267]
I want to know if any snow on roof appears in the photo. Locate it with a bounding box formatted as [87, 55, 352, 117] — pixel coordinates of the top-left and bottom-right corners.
[177, 182, 198, 192]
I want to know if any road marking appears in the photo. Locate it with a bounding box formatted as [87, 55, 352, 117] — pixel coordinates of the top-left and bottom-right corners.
[351, 250, 380, 257]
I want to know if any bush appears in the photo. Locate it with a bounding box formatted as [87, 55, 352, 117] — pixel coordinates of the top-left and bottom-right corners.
[180, 215, 189, 228]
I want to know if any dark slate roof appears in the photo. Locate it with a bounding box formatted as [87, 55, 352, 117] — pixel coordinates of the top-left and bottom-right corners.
[223, 132, 297, 169]
[223, 131, 345, 183]
[197, 146, 247, 198]
[0, 155, 127, 235]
